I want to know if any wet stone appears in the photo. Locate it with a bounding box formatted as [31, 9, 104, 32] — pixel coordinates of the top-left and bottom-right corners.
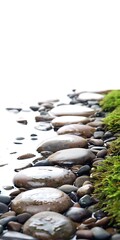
[91, 226, 111, 239]
[49, 104, 95, 117]
[77, 184, 94, 197]
[37, 134, 88, 153]
[23, 211, 76, 240]
[79, 194, 94, 208]
[13, 166, 76, 189]
[0, 202, 9, 214]
[7, 221, 22, 232]
[94, 131, 104, 139]
[65, 207, 91, 222]
[35, 122, 52, 131]
[17, 153, 36, 160]
[77, 165, 91, 176]
[58, 184, 78, 194]
[78, 92, 104, 101]
[74, 176, 91, 188]
[57, 124, 95, 138]
[76, 229, 93, 239]
[11, 187, 73, 215]
[1, 231, 37, 239]
[47, 148, 95, 166]
[51, 115, 90, 128]
[0, 195, 11, 205]
[0, 216, 17, 228]
[16, 213, 32, 224]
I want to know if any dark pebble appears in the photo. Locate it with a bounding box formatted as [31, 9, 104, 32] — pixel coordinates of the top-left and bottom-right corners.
[97, 149, 107, 158]
[1, 231, 37, 239]
[0, 224, 3, 234]
[91, 226, 111, 239]
[65, 207, 91, 222]
[68, 192, 79, 202]
[0, 216, 17, 228]
[0, 203, 9, 214]
[77, 165, 91, 176]
[33, 159, 50, 166]
[94, 131, 104, 139]
[79, 194, 94, 208]
[0, 195, 11, 205]
[93, 210, 106, 220]
[16, 213, 32, 224]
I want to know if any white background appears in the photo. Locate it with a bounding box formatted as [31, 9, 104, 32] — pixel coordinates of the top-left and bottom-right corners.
[0, 0, 120, 106]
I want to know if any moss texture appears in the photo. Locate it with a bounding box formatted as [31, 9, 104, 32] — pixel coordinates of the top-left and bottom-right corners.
[92, 156, 120, 228]
[103, 106, 120, 133]
[108, 136, 120, 156]
[100, 90, 120, 112]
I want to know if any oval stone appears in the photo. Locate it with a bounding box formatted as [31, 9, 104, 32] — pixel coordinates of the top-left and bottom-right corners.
[37, 134, 88, 153]
[57, 124, 95, 138]
[47, 148, 95, 166]
[51, 116, 90, 128]
[13, 166, 76, 189]
[11, 187, 73, 215]
[78, 92, 104, 101]
[23, 211, 76, 240]
[49, 104, 95, 117]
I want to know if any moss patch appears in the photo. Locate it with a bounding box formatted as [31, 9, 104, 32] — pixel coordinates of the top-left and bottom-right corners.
[100, 90, 120, 112]
[108, 136, 120, 156]
[92, 156, 120, 228]
[103, 106, 120, 133]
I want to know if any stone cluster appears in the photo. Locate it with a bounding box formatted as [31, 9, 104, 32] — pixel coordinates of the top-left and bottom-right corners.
[0, 91, 119, 240]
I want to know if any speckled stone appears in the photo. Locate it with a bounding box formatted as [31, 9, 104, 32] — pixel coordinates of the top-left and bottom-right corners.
[11, 187, 73, 215]
[13, 166, 76, 189]
[23, 211, 76, 240]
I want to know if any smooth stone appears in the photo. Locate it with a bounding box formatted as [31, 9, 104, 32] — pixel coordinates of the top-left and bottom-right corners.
[91, 226, 111, 239]
[58, 184, 78, 193]
[17, 153, 36, 160]
[95, 217, 110, 227]
[51, 116, 90, 127]
[94, 131, 104, 139]
[57, 124, 95, 138]
[16, 213, 32, 224]
[0, 216, 17, 227]
[111, 234, 120, 240]
[77, 184, 94, 197]
[77, 165, 91, 176]
[37, 135, 88, 153]
[13, 166, 76, 189]
[49, 104, 95, 117]
[74, 176, 90, 188]
[7, 221, 22, 232]
[47, 148, 95, 166]
[65, 207, 91, 222]
[87, 120, 104, 128]
[0, 202, 9, 214]
[0, 224, 3, 234]
[76, 229, 93, 239]
[23, 211, 76, 240]
[89, 138, 104, 146]
[97, 149, 107, 158]
[79, 194, 94, 207]
[78, 92, 104, 101]
[1, 231, 37, 239]
[11, 187, 73, 215]
[35, 122, 52, 131]
[0, 195, 11, 205]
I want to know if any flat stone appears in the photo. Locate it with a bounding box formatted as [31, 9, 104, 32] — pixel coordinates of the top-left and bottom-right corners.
[78, 92, 104, 101]
[47, 148, 95, 166]
[49, 104, 95, 117]
[23, 211, 76, 240]
[11, 187, 73, 215]
[37, 134, 88, 153]
[13, 166, 76, 189]
[57, 124, 95, 138]
[51, 116, 90, 128]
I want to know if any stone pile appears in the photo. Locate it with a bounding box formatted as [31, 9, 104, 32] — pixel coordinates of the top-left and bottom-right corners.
[0, 91, 119, 240]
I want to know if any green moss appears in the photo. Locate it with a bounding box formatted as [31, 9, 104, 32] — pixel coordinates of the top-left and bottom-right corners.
[108, 136, 120, 155]
[103, 106, 120, 133]
[92, 156, 120, 228]
[100, 90, 120, 112]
